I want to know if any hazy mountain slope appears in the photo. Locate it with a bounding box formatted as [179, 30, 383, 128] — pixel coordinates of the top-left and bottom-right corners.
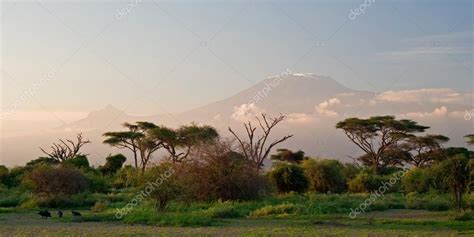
[1, 73, 472, 167]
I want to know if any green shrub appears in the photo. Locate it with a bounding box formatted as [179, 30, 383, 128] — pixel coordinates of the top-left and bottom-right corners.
[402, 168, 432, 193]
[405, 192, 425, 209]
[63, 155, 90, 169]
[0, 188, 28, 207]
[250, 203, 303, 217]
[113, 166, 143, 188]
[99, 154, 127, 175]
[348, 171, 403, 193]
[454, 210, 474, 221]
[269, 164, 308, 194]
[302, 159, 346, 193]
[85, 171, 110, 193]
[0, 195, 22, 207]
[424, 196, 451, 211]
[405, 192, 451, 211]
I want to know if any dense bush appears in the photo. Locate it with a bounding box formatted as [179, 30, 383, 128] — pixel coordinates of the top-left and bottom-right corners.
[85, 171, 110, 193]
[269, 163, 308, 194]
[405, 192, 451, 211]
[402, 168, 432, 193]
[302, 159, 346, 193]
[143, 163, 181, 211]
[113, 165, 142, 188]
[0, 165, 9, 186]
[23, 165, 88, 199]
[63, 155, 90, 169]
[175, 142, 266, 201]
[348, 171, 403, 193]
[347, 172, 378, 193]
[99, 154, 127, 175]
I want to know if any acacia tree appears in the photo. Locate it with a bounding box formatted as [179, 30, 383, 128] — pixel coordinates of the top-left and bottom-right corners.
[357, 145, 409, 169]
[103, 122, 162, 172]
[150, 123, 219, 163]
[402, 135, 449, 167]
[228, 114, 293, 170]
[336, 116, 428, 173]
[40, 133, 91, 162]
[103, 125, 143, 169]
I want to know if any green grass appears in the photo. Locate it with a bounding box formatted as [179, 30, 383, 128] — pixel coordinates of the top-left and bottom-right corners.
[0, 210, 473, 236]
[1, 192, 473, 235]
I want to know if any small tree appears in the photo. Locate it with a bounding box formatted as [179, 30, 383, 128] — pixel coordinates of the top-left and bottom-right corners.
[229, 114, 293, 170]
[40, 133, 90, 162]
[438, 154, 471, 211]
[144, 163, 179, 211]
[336, 116, 428, 173]
[269, 163, 308, 193]
[151, 123, 219, 163]
[103, 128, 143, 169]
[302, 159, 346, 193]
[271, 149, 306, 164]
[104, 122, 162, 172]
[100, 154, 127, 175]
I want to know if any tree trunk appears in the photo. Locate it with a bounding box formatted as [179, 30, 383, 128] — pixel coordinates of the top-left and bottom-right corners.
[133, 152, 138, 169]
[373, 161, 379, 174]
[455, 187, 463, 211]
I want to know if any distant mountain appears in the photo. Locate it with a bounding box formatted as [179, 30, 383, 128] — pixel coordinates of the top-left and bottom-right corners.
[178, 73, 374, 122]
[1, 73, 472, 167]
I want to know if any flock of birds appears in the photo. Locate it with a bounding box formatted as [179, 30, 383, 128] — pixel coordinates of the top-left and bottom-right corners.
[38, 210, 82, 219]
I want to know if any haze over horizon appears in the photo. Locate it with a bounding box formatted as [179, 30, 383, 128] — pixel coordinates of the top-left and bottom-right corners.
[1, 0, 473, 166]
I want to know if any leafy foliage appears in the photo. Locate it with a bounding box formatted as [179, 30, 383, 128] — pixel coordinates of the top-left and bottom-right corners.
[302, 159, 346, 193]
[269, 163, 308, 193]
[336, 116, 428, 173]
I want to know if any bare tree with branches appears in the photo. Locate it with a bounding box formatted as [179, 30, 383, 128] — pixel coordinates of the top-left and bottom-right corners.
[228, 113, 293, 170]
[40, 133, 91, 162]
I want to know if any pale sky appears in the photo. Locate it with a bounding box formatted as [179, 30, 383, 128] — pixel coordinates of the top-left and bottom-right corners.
[1, 0, 473, 120]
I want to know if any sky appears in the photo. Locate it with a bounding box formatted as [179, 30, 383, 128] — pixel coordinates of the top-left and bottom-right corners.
[1, 0, 473, 121]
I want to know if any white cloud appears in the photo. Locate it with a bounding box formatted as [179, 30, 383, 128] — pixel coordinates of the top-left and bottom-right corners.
[286, 113, 314, 124]
[375, 88, 463, 104]
[400, 106, 448, 118]
[231, 103, 263, 122]
[315, 98, 341, 117]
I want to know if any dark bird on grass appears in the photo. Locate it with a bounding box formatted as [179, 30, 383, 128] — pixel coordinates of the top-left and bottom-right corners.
[57, 210, 63, 218]
[71, 210, 82, 217]
[38, 210, 51, 218]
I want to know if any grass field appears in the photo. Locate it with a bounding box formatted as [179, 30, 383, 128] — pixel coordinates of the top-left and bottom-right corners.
[1, 209, 472, 236]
